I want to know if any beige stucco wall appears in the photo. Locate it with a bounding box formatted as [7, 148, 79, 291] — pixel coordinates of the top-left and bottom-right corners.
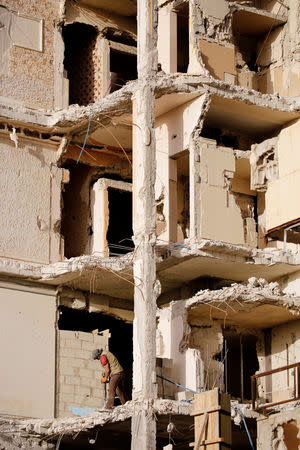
[198, 139, 245, 245]
[0, 282, 56, 418]
[266, 119, 300, 230]
[0, 136, 62, 263]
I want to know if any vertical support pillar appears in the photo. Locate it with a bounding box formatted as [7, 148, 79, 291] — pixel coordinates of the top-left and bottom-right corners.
[157, 4, 177, 73]
[131, 0, 158, 449]
[90, 181, 109, 258]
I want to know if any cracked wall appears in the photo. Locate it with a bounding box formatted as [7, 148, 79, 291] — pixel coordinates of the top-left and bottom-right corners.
[0, 133, 63, 264]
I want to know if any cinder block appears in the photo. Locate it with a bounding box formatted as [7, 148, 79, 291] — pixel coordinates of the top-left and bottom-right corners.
[65, 375, 80, 385]
[70, 358, 86, 369]
[80, 376, 99, 388]
[59, 392, 75, 403]
[86, 360, 100, 371]
[92, 388, 105, 399]
[59, 330, 74, 339]
[73, 349, 91, 360]
[78, 368, 94, 378]
[59, 365, 77, 376]
[78, 331, 94, 342]
[59, 348, 76, 358]
[75, 385, 91, 397]
[59, 357, 73, 368]
[59, 384, 75, 394]
[65, 339, 82, 349]
[82, 341, 97, 352]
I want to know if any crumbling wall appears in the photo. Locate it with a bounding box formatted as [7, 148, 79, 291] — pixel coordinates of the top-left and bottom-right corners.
[188, 321, 223, 392]
[195, 137, 256, 246]
[258, 0, 300, 97]
[270, 319, 300, 404]
[257, 409, 300, 449]
[154, 95, 206, 243]
[156, 301, 201, 398]
[265, 119, 300, 231]
[57, 330, 108, 417]
[0, 133, 62, 264]
[0, 1, 62, 109]
[62, 162, 131, 258]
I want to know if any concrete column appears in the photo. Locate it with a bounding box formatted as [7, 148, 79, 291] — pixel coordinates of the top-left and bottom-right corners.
[157, 4, 177, 73]
[90, 182, 109, 257]
[131, 0, 158, 449]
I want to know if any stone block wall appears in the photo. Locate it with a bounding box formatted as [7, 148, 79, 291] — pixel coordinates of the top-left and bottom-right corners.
[57, 330, 108, 417]
[0, 0, 61, 109]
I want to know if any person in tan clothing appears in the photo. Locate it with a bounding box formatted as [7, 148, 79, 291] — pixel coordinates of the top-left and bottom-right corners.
[92, 348, 129, 409]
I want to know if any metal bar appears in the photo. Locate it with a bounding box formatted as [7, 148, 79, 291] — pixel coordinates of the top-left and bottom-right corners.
[251, 377, 256, 409]
[254, 395, 300, 412]
[156, 374, 198, 394]
[251, 362, 300, 379]
[234, 407, 255, 450]
[225, 339, 228, 394]
[240, 336, 244, 403]
[286, 344, 289, 387]
[284, 228, 287, 252]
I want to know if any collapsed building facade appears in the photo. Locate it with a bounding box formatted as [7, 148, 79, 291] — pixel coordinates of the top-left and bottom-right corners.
[0, 0, 300, 448]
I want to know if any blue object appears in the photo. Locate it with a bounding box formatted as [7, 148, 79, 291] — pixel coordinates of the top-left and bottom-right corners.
[234, 407, 255, 450]
[157, 374, 198, 394]
[69, 406, 96, 416]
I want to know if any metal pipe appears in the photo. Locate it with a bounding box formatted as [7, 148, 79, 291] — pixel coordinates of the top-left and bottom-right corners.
[234, 407, 255, 450]
[156, 375, 198, 395]
[240, 336, 244, 403]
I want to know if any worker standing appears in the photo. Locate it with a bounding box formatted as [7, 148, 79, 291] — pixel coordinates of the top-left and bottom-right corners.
[92, 348, 129, 409]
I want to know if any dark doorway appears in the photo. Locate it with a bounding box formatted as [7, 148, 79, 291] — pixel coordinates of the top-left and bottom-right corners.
[223, 331, 259, 401]
[107, 188, 134, 255]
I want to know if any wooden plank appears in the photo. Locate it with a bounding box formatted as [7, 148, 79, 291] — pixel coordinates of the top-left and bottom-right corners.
[191, 406, 221, 417]
[192, 390, 231, 450]
[194, 412, 208, 450]
[190, 438, 224, 447]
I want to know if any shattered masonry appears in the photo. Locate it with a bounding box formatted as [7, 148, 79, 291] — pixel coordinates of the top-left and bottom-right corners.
[0, 0, 300, 449]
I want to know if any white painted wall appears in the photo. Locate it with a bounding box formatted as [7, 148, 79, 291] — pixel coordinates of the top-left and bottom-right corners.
[157, 301, 201, 395]
[0, 282, 56, 418]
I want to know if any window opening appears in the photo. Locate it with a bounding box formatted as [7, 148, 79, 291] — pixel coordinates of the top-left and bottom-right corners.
[110, 50, 137, 93]
[176, 3, 189, 73]
[63, 23, 99, 106]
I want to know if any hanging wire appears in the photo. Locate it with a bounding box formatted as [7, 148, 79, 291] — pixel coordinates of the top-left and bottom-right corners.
[77, 106, 92, 164]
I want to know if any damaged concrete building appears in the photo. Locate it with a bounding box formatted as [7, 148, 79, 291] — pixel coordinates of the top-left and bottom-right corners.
[1, 0, 300, 448]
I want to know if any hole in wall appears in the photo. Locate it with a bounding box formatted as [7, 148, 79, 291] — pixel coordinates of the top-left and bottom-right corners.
[110, 49, 137, 93]
[63, 23, 99, 106]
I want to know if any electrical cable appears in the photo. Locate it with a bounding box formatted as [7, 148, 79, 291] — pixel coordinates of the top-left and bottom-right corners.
[77, 106, 92, 164]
